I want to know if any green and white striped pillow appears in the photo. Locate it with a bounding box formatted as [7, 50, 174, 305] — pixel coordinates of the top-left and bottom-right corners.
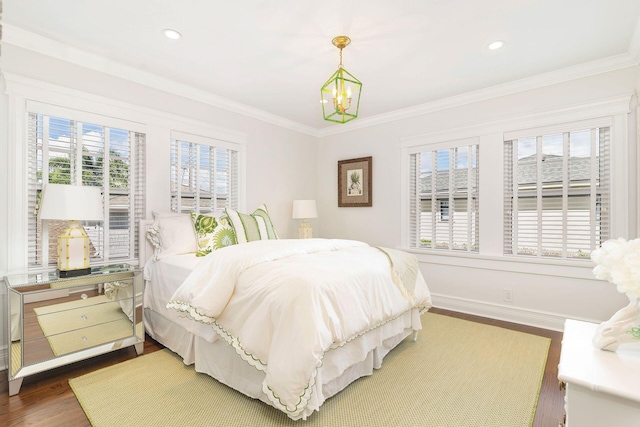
[225, 204, 279, 244]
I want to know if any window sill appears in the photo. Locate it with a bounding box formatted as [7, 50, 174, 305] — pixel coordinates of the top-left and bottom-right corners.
[398, 247, 596, 280]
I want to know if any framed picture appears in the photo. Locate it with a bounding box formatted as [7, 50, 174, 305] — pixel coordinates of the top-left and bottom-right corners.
[338, 156, 372, 207]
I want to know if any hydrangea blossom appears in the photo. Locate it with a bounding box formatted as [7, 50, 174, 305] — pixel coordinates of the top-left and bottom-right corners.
[591, 238, 640, 299]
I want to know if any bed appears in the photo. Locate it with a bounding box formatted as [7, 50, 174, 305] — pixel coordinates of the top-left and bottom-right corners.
[139, 209, 432, 420]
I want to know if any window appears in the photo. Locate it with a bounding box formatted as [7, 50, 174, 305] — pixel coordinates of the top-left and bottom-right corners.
[409, 144, 479, 251]
[504, 126, 610, 259]
[439, 200, 450, 222]
[170, 134, 239, 213]
[28, 113, 146, 269]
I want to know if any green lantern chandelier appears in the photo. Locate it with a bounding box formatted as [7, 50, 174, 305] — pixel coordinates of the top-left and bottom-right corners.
[321, 36, 362, 124]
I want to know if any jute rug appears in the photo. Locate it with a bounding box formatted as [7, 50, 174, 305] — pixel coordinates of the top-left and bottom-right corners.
[34, 295, 137, 356]
[70, 313, 550, 427]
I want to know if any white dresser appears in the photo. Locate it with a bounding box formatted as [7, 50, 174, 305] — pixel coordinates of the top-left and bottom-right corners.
[558, 319, 640, 426]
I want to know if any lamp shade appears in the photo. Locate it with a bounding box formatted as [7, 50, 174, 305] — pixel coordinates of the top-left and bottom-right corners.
[292, 200, 318, 219]
[39, 184, 104, 221]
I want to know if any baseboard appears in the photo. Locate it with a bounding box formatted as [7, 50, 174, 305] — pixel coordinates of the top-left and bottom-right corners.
[430, 293, 577, 332]
[0, 344, 7, 372]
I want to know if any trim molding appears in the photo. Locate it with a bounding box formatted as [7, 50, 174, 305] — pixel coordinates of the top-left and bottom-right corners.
[430, 293, 600, 332]
[2, 25, 318, 137]
[317, 53, 640, 137]
[3, 24, 640, 138]
[0, 345, 6, 373]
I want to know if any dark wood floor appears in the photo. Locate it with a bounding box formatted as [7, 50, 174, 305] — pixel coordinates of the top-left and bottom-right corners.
[0, 308, 564, 427]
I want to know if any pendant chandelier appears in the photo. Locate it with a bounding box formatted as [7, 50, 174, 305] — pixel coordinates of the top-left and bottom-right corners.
[321, 36, 362, 124]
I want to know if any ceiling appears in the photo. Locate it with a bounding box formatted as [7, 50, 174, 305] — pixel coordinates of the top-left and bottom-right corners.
[3, 0, 640, 134]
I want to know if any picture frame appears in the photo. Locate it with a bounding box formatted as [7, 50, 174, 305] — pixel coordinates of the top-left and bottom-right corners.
[338, 156, 372, 207]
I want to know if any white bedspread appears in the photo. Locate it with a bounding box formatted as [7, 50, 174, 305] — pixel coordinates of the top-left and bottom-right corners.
[167, 238, 431, 419]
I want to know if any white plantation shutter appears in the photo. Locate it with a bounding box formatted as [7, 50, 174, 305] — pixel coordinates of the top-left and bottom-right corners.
[504, 126, 609, 259]
[170, 133, 239, 213]
[409, 143, 479, 252]
[27, 111, 146, 269]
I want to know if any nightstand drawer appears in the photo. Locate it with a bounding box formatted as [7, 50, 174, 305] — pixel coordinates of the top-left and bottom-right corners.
[23, 319, 136, 362]
[25, 293, 134, 335]
[6, 264, 144, 395]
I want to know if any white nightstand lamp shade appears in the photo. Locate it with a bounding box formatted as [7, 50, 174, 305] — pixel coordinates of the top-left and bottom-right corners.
[292, 200, 318, 239]
[38, 184, 104, 277]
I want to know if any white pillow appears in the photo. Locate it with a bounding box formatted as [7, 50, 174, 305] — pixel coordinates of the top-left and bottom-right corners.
[152, 210, 186, 219]
[152, 213, 198, 257]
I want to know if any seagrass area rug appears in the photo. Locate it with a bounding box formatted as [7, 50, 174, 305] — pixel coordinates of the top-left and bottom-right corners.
[69, 313, 550, 427]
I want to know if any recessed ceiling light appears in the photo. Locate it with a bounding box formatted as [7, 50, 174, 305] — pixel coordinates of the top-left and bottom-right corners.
[163, 29, 182, 40]
[488, 40, 504, 50]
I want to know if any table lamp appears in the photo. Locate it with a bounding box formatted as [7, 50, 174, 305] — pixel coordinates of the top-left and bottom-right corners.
[38, 184, 104, 277]
[292, 200, 318, 239]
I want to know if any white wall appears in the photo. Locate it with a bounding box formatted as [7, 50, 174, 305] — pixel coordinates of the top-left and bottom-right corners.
[0, 41, 638, 375]
[0, 45, 317, 370]
[317, 66, 640, 330]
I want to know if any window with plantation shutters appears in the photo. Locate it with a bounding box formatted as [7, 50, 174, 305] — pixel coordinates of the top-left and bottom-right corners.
[170, 133, 239, 213]
[503, 126, 610, 259]
[408, 143, 479, 252]
[27, 112, 146, 269]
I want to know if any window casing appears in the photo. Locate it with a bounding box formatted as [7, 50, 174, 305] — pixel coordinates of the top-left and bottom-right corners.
[409, 143, 479, 252]
[28, 112, 146, 269]
[503, 126, 610, 259]
[170, 134, 239, 213]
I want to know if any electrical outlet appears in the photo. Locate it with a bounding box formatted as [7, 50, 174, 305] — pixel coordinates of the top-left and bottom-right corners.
[503, 289, 513, 302]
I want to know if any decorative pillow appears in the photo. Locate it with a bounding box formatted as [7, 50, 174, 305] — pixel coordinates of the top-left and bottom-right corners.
[152, 214, 198, 257]
[225, 204, 279, 244]
[190, 211, 237, 257]
[145, 227, 162, 261]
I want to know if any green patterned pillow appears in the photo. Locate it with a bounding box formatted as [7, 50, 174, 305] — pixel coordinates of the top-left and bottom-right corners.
[190, 212, 237, 256]
[224, 204, 279, 244]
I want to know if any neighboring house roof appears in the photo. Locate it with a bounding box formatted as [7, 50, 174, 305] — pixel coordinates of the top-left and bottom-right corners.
[419, 155, 595, 194]
[516, 154, 593, 185]
[420, 168, 476, 193]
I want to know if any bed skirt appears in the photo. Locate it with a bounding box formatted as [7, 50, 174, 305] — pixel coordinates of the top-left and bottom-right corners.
[143, 307, 421, 420]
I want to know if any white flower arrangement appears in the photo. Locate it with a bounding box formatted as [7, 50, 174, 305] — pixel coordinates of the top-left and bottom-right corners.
[591, 237, 640, 300]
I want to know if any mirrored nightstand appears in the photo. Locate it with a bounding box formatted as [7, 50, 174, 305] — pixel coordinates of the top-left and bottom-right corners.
[5, 264, 144, 395]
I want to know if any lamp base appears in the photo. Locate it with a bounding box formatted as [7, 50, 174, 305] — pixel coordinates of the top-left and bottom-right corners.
[298, 221, 313, 239]
[57, 220, 92, 276]
[58, 267, 92, 278]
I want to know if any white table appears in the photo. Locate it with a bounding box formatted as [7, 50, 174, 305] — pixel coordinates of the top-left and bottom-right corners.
[558, 319, 640, 426]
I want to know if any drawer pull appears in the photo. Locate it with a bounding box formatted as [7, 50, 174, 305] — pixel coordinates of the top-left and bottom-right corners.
[558, 380, 566, 391]
[81, 336, 88, 342]
[81, 314, 88, 321]
[81, 293, 88, 300]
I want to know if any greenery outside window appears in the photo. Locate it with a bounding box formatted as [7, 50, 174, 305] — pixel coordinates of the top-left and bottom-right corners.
[28, 113, 146, 269]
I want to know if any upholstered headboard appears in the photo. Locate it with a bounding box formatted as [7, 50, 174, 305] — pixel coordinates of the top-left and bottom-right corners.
[138, 219, 155, 267]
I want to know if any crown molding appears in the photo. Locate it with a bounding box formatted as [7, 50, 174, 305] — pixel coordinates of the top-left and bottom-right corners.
[317, 51, 640, 138]
[2, 72, 249, 145]
[1, 24, 319, 137]
[3, 24, 640, 139]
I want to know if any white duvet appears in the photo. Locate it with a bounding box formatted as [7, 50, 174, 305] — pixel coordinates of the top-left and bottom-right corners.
[167, 238, 431, 419]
